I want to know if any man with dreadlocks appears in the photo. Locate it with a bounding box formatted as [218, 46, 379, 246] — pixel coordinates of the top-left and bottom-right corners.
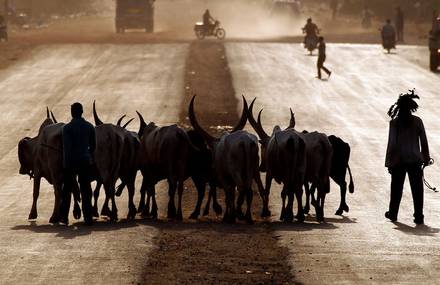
[385, 90, 430, 225]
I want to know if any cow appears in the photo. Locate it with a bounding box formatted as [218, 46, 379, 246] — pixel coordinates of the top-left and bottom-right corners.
[189, 95, 261, 224]
[133, 112, 223, 220]
[91, 102, 139, 221]
[18, 108, 81, 223]
[303, 134, 355, 216]
[136, 116, 197, 220]
[285, 111, 333, 222]
[247, 99, 306, 222]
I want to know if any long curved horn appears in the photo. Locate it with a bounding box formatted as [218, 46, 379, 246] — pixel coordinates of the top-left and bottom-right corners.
[93, 101, 104, 126]
[136, 111, 146, 137]
[117, 114, 126, 126]
[188, 95, 216, 145]
[248, 98, 269, 141]
[287, 108, 295, 129]
[46, 107, 50, 119]
[122, 118, 134, 129]
[231, 95, 248, 132]
[50, 111, 58, 123]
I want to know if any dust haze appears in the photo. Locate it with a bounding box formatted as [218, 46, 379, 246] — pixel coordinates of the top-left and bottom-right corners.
[92, 0, 303, 39]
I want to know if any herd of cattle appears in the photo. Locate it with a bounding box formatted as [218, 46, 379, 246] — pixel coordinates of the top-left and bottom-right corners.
[18, 96, 354, 224]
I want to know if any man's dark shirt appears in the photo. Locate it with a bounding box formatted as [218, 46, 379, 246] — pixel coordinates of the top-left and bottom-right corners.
[318, 41, 326, 59]
[304, 22, 318, 36]
[203, 11, 212, 26]
[62, 117, 96, 168]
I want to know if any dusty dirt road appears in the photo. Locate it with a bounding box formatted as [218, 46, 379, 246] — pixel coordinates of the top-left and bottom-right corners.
[226, 43, 440, 284]
[1, 18, 440, 284]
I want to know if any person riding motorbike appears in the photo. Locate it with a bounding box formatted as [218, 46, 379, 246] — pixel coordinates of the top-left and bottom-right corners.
[0, 15, 8, 42]
[381, 19, 396, 51]
[203, 9, 215, 34]
[302, 18, 319, 44]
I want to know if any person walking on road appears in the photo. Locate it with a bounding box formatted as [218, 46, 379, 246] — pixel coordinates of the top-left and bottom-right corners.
[317, 36, 331, 79]
[59, 103, 96, 225]
[385, 90, 430, 225]
[395, 6, 405, 42]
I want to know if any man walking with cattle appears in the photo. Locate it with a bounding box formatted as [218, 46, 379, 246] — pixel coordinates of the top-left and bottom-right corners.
[59, 103, 96, 225]
[385, 90, 430, 225]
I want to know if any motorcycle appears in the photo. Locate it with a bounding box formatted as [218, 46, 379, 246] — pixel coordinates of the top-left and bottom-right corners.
[303, 34, 319, 55]
[194, 20, 226, 40]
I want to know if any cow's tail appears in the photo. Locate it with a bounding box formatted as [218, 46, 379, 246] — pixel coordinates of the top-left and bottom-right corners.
[321, 138, 333, 194]
[284, 136, 297, 186]
[347, 165, 354, 193]
[115, 182, 125, 197]
[177, 131, 200, 152]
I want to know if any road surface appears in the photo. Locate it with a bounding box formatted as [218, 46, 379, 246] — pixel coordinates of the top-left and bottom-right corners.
[227, 43, 440, 284]
[1, 42, 440, 284]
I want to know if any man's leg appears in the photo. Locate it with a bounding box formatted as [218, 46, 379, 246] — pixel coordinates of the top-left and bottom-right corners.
[317, 59, 323, 78]
[78, 164, 94, 225]
[322, 64, 331, 76]
[408, 164, 424, 224]
[388, 166, 406, 219]
[59, 168, 74, 224]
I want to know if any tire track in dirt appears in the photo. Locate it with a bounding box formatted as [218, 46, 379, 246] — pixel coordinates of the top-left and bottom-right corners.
[141, 41, 298, 284]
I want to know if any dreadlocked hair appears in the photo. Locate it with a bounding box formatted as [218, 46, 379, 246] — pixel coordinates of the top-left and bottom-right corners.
[387, 89, 420, 120]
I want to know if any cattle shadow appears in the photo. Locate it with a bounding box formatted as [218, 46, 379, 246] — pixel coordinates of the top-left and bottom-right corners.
[10, 219, 139, 239]
[392, 222, 440, 237]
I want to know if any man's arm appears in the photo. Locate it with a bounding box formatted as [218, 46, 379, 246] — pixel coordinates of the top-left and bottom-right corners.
[385, 122, 394, 168]
[62, 126, 71, 168]
[89, 125, 96, 154]
[419, 119, 430, 165]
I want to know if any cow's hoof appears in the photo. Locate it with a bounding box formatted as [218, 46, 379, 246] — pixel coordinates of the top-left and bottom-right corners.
[92, 207, 99, 218]
[303, 205, 310, 215]
[236, 210, 245, 221]
[295, 214, 305, 222]
[245, 213, 254, 224]
[283, 212, 294, 223]
[101, 206, 112, 217]
[176, 210, 183, 221]
[335, 208, 343, 216]
[28, 211, 37, 220]
[222, 214, 236, 224]
[343, 204, 349, 212]
[261, 208, 271, 218]
[189, 211, 199, 220]
[73, 206, 82, 220]
[202, 208, 209, 216]
[49, 215, 60, 224]
[279, 209, 286, 221]
[109, 210, 118, 222]
[127, 209, 136, 221]
[167, 204, 176, 219]
[137, 205, 145, 214]
[213, 203, 223, 215]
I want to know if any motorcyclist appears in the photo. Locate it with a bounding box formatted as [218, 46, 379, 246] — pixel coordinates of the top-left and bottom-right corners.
[0, 15, 8, 42]
[302, 18, 319, 44]
[381, 19, 396, 48]
[203, 9, 215, 34]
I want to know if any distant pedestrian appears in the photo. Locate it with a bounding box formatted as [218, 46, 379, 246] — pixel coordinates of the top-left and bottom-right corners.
[395, 6, 404, 42]
[59, 102, 96, 225]
[385, 90, 430, 225]
[330, 0, 338, 20]
[317, 36, 331, 79]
